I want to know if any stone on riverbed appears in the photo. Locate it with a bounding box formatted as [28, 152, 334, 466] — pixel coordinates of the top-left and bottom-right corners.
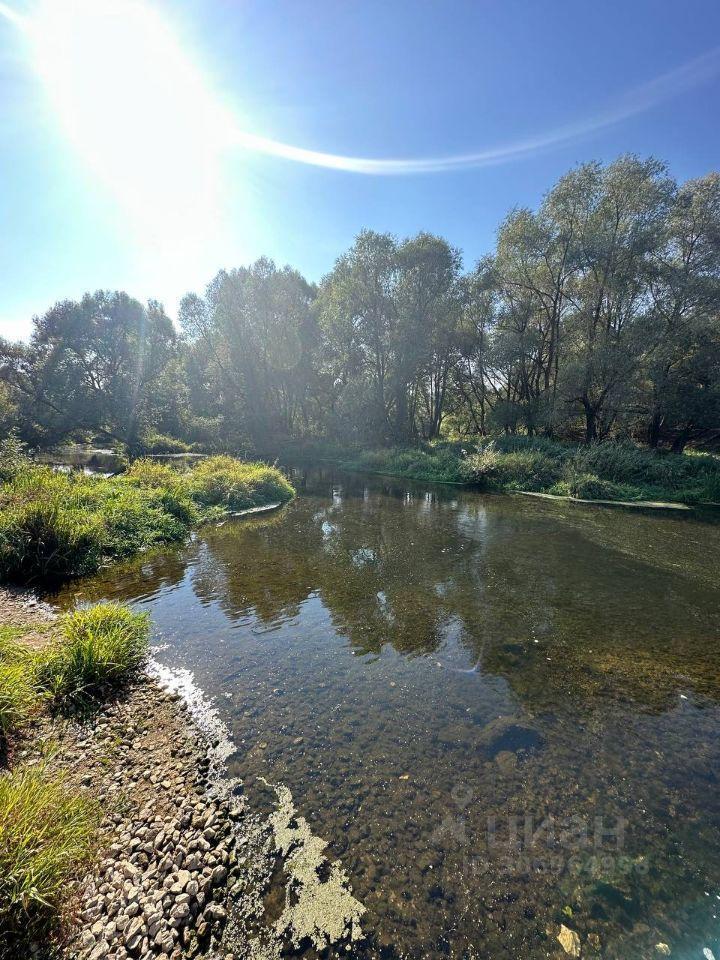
[477, 715, 545, 758]
[557, 923, 581, 956]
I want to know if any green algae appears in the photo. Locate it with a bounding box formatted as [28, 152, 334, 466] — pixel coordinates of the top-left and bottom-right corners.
[264, 781, 365, 950]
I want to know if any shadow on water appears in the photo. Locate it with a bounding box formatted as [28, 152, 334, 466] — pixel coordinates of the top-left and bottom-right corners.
[52, 467, 720, 959]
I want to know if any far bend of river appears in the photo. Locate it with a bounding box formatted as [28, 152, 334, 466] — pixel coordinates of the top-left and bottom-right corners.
[53, 468, 720, 960]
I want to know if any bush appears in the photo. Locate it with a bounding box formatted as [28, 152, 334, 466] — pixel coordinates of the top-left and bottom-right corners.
[137, 433, 192, 455]
[190, 456, 295, 510]
[559, 471, 633, 501]
[37, 604, 150, 708]
[0, 768, 99, 943]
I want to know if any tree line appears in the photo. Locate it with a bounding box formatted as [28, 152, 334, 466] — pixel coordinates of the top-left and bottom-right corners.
[2, 155, 719, 455]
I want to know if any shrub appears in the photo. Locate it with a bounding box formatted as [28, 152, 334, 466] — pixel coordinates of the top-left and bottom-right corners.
[463, 443, 502, 483]
[137, 432, 192, 455]
[190, 456, 295, 510]
[0, 768, 99, 942]
[37, 604, 150, 708]
[561, 471, 633, 501]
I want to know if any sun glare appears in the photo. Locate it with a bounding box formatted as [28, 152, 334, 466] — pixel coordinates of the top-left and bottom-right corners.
[27, 0, 232, 285]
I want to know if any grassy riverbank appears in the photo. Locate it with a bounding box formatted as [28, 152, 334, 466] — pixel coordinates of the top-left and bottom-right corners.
[336, 437, 720, 505]
[0, 601, 150, 947]
[0, 454, 294, 582]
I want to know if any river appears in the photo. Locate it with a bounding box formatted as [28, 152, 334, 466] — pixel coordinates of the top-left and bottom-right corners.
[53, 467, 720, 959]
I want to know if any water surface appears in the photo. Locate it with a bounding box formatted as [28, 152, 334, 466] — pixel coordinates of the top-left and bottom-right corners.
[54, 468, 720, 959]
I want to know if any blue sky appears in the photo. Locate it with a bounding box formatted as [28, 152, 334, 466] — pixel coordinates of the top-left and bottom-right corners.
[1, 0, 719, 340]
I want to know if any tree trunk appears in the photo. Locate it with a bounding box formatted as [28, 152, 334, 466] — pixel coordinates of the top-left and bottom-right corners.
[671, 427, 691, 454]
[647, 412, 664, 449]
[583, 398, 597, 444]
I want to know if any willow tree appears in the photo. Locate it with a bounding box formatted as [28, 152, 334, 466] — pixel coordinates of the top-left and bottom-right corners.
[559, 157, 675, 441]
[180, 258, 319, 447]
[318, 230, 462, 443]
[1, 291, 177, 451]
[642, 172, 720, 448]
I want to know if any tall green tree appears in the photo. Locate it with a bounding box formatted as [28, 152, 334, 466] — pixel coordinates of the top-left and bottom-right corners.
[1, 291, 177, 451]
[180, 258, 319, 447]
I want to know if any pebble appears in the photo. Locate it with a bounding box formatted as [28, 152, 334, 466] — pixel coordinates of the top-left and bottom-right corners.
[36, 680, 249, 960]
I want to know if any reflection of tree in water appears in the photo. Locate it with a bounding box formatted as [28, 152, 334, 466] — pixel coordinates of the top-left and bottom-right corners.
[188, 477, 720, 714]
[51, 544, 190, 608]
[191, 487, 496, 657]
[190, 511, 319, 625]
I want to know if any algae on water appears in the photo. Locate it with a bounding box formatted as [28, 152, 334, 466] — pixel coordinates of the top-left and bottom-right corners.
[267, 783, 366, 950]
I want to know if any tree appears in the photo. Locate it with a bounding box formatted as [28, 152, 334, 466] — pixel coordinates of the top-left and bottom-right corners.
[317, 230, 462, 443]
[559, 157, 675, 441]
[180, 259, 319, 448]
[1, 291, 177, 451]
[642, 173, 720, 448]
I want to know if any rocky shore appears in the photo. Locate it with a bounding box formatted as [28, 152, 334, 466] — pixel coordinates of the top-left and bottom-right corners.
[1, 590, 365, 960]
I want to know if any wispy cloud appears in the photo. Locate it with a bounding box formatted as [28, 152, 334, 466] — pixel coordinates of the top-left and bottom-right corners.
[229, 46, 720, 175]
[1, 1, 719, 176]
[0, 1, 28, 29]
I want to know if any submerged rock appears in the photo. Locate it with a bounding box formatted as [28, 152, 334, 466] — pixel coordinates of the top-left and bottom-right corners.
[477, 715, 545, 758]
[557, 923, 581, 957]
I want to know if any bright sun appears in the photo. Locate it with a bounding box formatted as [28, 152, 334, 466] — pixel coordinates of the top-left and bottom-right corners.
[27, 0, 232, 280]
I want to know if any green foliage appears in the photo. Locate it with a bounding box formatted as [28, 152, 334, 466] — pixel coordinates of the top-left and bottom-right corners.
[0, 627, 47, 738]
[0, 768, 100, 943]
[37, 604, 149, 708]
[0, 457, 293, 582]
[336, 437, 720, 504]
[190, 455, 295, 510]
[555, 471, 634, 502]
[1, 160, 718, 457]
[0, 432, 30, 482]
[137, 432, 193, 454]
[0, 636, 37, 737]
[344, 447, 470, 483]
[465, 444, 563, 491]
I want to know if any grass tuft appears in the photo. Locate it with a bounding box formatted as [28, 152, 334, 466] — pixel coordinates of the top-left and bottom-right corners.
[0, 767, 100, 943]
[189, 455, 296, 511]
[36, 604, 150, 709]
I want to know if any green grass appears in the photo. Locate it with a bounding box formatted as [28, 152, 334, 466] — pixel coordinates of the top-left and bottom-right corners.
[0, 456, 294, 583]
[0, 627, 43, 737]
[0, 602, 150, 949]
[189, 455, 295, 510]
[339, 437, 720, 505]
[341, 446, 474, 484]
[136, 431, 194, 455]
[36, 604, 150, 709]
[0, 767, 100, 944]
[0, 604, 151, 738]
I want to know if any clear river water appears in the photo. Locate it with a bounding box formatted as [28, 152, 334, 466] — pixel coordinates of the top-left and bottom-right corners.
[53, 467, 720, 960]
